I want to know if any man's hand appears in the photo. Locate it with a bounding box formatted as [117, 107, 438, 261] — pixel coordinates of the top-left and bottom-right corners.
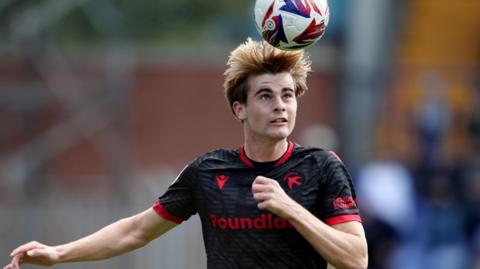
[252, 176, 297, 219]
[4, 241, 60, 269]
[4, 208, 178, 269]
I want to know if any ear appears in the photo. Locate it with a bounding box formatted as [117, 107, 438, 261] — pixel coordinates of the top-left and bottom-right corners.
[232, 101, 246, 122]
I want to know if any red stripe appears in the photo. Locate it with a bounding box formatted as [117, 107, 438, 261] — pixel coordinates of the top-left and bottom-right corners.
[152, 201, 183, 224]
[326, 214, 362, 226]
[274, 141, 294, 167]
[329, 150, 343, 163]
[240, 146, 254, 167]
[240, 141, 294, 168]
[262, 0, 275, 28]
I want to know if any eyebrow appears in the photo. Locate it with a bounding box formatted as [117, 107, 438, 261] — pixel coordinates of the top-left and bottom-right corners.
[253, 87, 294, 97]
[254, 88, 273, 96]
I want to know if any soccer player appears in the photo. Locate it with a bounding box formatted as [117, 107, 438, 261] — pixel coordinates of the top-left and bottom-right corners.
[4, 38, 368, 269]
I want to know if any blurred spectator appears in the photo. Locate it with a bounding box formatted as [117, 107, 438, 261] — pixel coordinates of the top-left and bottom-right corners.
[459, 84, 480, 268]
[356, 146, 417, 269]
[299, 124, 339, 151]
[361, 205, 398, 269]
[460, 159, 480, 268]
[415, 72, 451, 172]
[467, 88, 480, 153]
[472, 227, 480, 269]
[413, 172, 470, 269]
[357, 152, 416, 239]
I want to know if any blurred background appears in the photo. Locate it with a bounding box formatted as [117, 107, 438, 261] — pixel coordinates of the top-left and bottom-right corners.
[0, 0, 479, 268]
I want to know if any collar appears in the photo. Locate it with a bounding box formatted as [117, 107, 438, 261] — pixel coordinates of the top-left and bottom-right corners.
[239, 140, 294, 168]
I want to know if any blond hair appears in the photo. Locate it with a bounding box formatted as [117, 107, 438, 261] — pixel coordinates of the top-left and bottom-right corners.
[223, 38, 311, 113]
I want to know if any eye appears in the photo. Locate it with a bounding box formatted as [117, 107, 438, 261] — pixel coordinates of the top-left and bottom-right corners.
[283, 92, 294, 100]
[259, 93, 271, 101]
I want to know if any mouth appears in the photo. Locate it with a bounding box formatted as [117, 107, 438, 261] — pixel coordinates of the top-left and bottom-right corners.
[270, 118, 288, 124]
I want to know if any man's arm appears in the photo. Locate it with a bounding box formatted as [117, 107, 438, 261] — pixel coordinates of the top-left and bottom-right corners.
[285, 206, 367, 269]
[4, 208, 177, 269]
[252, 176, 368, 269]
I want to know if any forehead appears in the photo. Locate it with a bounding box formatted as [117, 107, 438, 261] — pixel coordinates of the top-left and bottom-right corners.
[247, 72, 295, 94]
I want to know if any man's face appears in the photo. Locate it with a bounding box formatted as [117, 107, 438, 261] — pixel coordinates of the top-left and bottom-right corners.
[234, 72, 297, 142]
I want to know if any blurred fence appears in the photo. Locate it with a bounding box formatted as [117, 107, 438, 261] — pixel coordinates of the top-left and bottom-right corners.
[0, 172, 207, 269]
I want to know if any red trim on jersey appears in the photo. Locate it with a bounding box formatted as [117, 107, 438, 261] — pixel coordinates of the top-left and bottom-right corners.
[329, 150, 343, 163]
[152, 201, 183, 224]
[240, 146, 254, 167]
[326, 214, 362, 226]
[274, 141, 294, 167]
[240, 141, 294, 168]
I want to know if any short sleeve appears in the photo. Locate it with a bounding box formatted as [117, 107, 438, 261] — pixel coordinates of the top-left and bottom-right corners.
[153, 164, 198, 223]
[318, 151, 362, 226]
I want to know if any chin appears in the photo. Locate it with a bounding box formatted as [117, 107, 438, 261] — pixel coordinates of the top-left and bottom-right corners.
[266, 130, 291, 140]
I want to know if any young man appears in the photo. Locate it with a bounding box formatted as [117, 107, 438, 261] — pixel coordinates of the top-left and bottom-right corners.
[4, 38, 368, 269]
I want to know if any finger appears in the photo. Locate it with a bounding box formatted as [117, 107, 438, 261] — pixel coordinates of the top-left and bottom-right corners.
[26, 249, 38, 258]
[10, 255, 21, 269]
[22, 249, 49, 265]
[253, 176, 274, 184]
[254, 177, 282, 188]
[256, 200, 270, 210]
[29, 247, 48, 256]
[252, 183, 274, 193]
[253, 192, 270, 202]
[11, 241, 42, 257]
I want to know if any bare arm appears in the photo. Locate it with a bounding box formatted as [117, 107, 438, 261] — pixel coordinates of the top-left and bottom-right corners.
[252, 176, 368, 269]
[5, 208, 177, 268]
[286, 205, 367, 269]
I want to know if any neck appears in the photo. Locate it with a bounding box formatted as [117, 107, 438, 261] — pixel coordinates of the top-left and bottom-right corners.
[243, 137, 289, 162]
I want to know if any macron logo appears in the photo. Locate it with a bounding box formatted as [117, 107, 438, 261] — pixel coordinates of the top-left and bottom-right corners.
[216, 175, 229, 190]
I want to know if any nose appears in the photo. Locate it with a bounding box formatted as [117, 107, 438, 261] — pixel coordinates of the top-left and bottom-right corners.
[273, 96, 286, 112]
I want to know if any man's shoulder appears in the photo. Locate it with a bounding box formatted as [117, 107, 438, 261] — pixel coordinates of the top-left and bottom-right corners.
[293, 144, 343, 165]
[189, 147, 240, 168]
[294, 144, 329, 158]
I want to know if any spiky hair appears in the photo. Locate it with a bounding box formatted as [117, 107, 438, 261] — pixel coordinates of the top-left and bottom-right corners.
[223, 38, 311, 113]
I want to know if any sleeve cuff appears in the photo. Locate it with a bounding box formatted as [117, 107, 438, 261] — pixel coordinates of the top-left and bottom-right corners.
[326, 214, 362, 226]
[152, 201, 183, 224]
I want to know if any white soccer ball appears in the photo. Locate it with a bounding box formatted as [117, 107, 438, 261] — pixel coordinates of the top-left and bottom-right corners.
[254, 0, 330, 50]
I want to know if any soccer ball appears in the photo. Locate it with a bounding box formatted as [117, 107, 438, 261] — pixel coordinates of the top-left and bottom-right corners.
[254, 0, 330, 50]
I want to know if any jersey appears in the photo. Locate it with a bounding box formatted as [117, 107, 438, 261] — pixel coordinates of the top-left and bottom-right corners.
[153, 141, 361, 269]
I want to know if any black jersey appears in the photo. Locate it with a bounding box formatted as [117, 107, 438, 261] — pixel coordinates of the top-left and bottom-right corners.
[153, 141, 361, 269]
